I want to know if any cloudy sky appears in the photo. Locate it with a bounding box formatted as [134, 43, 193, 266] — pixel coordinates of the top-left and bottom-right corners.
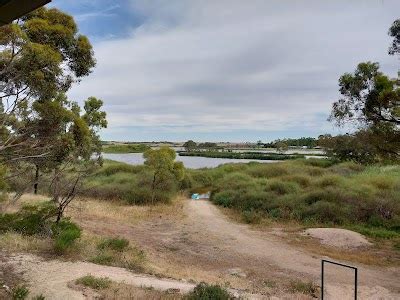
[52, 0, 399, 142]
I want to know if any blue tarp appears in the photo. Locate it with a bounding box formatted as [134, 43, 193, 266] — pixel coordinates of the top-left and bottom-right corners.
[191, 192, 210, 200]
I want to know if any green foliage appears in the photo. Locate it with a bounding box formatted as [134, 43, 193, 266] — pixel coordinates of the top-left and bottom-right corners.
[98, 237, 129, 252]
[179, 151, 303, 160]
[90, 238, 145, 272]
[102, 144, 150, 153]
[75, 275, 111, 290]
[186, 282, 233, 300]
[183, 140, 197, 152]
[188, 161, 400, 236]
[144, 147, 186, 204]
[0, 202, 56, 235]
[52, 219, 81, 253]
[288, 280, 318, 297]
[11, 285, 29, 300]
[388, 18, 400, 56]
[264, 137, 318, 149]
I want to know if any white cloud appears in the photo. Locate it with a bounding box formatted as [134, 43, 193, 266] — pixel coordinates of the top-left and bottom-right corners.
[68, 0, 400, 141]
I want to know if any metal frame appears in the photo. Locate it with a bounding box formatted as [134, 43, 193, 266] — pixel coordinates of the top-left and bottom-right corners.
[0, 0, 51, 26]
[321, 259, 358, 300]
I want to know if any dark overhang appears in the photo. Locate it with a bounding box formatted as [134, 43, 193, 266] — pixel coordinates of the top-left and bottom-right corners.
[0, 0, 51, 26]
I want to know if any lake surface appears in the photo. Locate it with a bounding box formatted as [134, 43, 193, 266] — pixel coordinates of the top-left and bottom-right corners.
[102, 153, 278, 169]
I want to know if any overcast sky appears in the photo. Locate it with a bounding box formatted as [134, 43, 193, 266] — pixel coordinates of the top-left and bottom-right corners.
[52, 0, 400, 142]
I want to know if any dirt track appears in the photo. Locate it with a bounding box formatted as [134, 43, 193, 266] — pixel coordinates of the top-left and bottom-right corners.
[5, 199, 400, 299]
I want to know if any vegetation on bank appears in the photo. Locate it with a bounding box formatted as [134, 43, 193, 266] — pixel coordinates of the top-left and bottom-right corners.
[186, 160, 400, 239]
[81, 148, 186, 204]
[102, 144, 151, 153]
[178, 151, 304, 160]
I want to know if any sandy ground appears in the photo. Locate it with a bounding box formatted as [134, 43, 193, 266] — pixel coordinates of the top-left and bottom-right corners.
[2, 199, 400, 299]
[303, 228, 372, 249]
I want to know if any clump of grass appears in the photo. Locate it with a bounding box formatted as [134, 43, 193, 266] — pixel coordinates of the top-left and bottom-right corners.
[288, 280, 319, 297]
[12, 285, 29, 300]
[280, 174, 311, 188]
[241, 210, 262, 224]
[315, 175, 343, 187]
[266, 180, 298, 195]
[89, 237, 145, 272]
[98, 237, 129, 252]
[52, 220, 82, 254]
[75, 275, 112, 290]
[186, 282, 233, 300]
[247, 164, 289, 178]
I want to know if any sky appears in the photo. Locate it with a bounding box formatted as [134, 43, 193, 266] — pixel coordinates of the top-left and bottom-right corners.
[51, 0, 400, 142]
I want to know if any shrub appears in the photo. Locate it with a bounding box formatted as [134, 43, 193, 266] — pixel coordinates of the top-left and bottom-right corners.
[0, 202, 56, 236]
[52, 220, 81, 253]
[280, 175, 311, 188]
[247, 164, 289, 178]
[98, 237, 129, 252]
[90, 253, 114, 265]
[75, 275, 112, 290]
[301, 201, 348, 224]
[302, 159, 336, 168]
[242, 210, 262, 224]
[289, 280, 318, 297]
[266, 180, 298, 195]
[186, 282, 233, 300]
[315, 175, 343, 187]
[12, 285, 29, 300]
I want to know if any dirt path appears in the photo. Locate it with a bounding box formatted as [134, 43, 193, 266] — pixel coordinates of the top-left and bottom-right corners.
[5, 253, 195, 299]
[7, 198, 398, 299]
[185, 200, 400, 299]
[74, 199, 400, 299]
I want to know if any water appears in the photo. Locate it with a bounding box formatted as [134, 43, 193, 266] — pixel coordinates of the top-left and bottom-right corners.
[102, 153, 278, 169]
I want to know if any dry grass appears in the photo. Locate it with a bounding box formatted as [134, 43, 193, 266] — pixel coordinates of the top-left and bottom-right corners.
[287, 231, 400, 267]
[66, 195, 186, 225]
[96, 281, 184, 300]
[0, 232, 52, 254]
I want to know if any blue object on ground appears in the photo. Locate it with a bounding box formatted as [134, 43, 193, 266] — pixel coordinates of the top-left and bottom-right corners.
[191, 193, 200, 200]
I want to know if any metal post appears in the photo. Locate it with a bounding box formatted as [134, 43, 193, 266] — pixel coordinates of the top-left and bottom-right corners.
[354, 267, 358, 300]
[321, 260, 324, 300]
[321, 260, 357, 300]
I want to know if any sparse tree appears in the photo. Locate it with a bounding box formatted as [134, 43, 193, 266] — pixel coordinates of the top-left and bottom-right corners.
[0, 7, 95, 162]
[275, 141, 288, 154]
[183, 140, 197, 152]
[144, 147, 185, 205]
[389, 19, 400, 57]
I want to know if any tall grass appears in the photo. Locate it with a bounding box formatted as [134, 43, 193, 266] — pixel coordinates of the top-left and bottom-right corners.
[80, 160, 178, 204]
[187, 160, 400, 237]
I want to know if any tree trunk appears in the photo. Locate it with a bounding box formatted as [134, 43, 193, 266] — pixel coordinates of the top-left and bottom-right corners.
[151, 172, 156, 206]
[33, 165, 39, 195]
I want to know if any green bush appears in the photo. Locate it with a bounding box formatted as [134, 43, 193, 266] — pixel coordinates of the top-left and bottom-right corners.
[0, 202, 56, 236]
[12, 285, 29, 300]
[266, 180, 298, 195]
[194, 161, 400, 235]
[98, 237, 129, 252]
[186, 282, 233, 300]
[75, 275, 111, 290]
[242, 210, 262, 224]
[52, 220, 81, 253]
[288, 280, 318, 297]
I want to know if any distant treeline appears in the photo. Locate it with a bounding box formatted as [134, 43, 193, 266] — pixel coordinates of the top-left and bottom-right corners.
[178, 151, 304, 160]
[264, 137, 317, 148]
[102, 144, 151, 153]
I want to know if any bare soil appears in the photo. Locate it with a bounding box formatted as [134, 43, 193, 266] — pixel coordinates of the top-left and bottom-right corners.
[2, 198, 399, 299]
[72, 199, 400, 299]
[303, 228, 372, 249]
